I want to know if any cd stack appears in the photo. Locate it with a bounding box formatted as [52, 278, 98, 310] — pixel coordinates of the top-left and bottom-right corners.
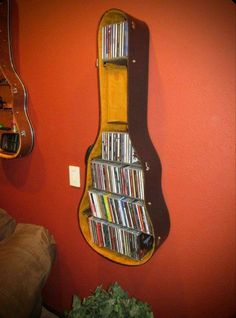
[101, 131, 138, 163]
[102, 21, 128, 61]
[88, 189, 152, 234]
[90, 159, 144, 198]
[89, 217, 153, 260]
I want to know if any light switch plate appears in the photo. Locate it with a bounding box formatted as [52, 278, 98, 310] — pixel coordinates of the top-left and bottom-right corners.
[69, 165, 80, 187]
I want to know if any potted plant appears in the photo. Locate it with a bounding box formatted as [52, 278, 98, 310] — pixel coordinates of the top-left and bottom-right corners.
[65, 282, 154, 318]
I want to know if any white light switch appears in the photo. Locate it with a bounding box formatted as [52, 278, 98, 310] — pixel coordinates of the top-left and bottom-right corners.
[69, 165, 80, 187]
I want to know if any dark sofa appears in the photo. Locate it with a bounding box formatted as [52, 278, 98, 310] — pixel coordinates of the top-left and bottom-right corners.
[0, 208, 56, 318]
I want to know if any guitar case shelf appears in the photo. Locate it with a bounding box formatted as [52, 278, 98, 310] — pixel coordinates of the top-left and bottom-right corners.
[0, 0, 34, 158]
[78, 9, 170, 265]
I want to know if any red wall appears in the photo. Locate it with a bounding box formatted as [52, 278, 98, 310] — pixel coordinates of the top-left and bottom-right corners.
[0, 0, 235, 317]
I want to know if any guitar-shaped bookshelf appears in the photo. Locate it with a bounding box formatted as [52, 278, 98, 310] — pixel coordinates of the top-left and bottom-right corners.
[0, 0, 34, 159]
[78, 9, 170, 265]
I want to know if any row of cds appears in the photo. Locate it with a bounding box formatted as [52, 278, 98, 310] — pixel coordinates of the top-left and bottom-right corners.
[102, 21, 128, 61]
[91, 158, 144, 200]
[102, 131, 138, 164]
[88, 189, 152, 234]
[89, 216, 153, 260]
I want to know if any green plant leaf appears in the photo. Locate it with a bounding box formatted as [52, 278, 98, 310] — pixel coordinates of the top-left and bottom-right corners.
[65, 282, 154, 318]
[109, 282, 129, 299]
[72, 295, 81, 309]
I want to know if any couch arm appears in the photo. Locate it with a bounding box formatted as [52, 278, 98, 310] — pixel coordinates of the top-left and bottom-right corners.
[0, 208, 16, 241]
[0, 223, 56, 318]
